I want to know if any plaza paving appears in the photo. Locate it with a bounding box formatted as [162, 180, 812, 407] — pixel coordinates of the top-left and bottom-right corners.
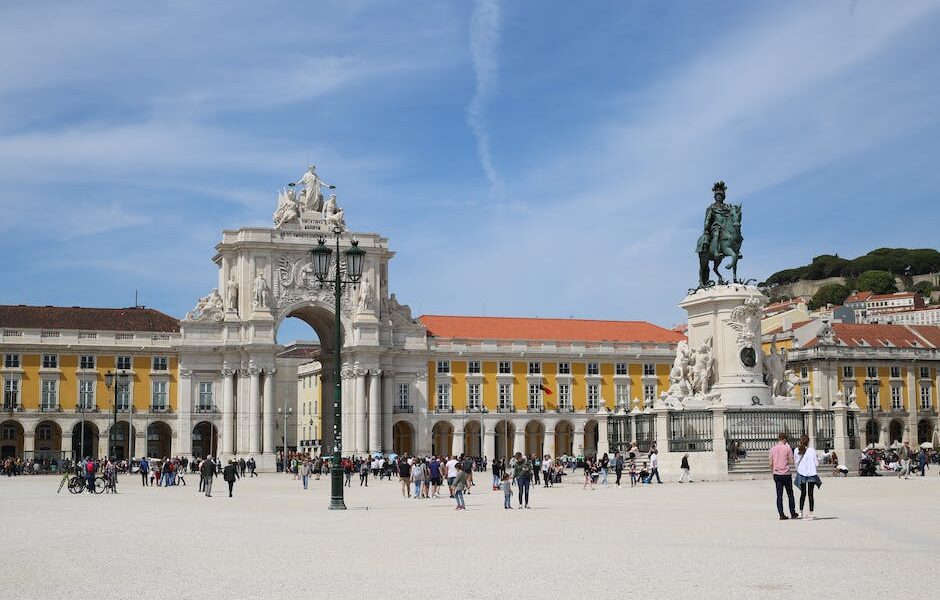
[2, 471, 938, 599]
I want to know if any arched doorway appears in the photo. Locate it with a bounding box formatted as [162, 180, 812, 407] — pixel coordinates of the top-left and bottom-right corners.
[494, 420, 515, 460]
[464, 421, 481, 457]
[917, 419, 934, 445]
[431, 421, 453, 457]
[865, 419, 879, 446]
[555, 421, 574, 456]
[147, 421, 172, 458]
[1, 420, 24, 459]
[393, 421, 414, 456]
[34, 421, 63, 463]
[192, 421, 219, 458]
[108, 421, 136, 460]
[524, 421, 544, 457]
[71, 421, 99, 459]
[584, 420, 598, 458]
[889, 419, 904, 445]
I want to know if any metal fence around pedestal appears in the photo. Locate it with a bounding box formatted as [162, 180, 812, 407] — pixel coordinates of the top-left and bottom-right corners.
[815, 411, 835, 451]
[635, 414, 656, 452]
[605, 413, 657, 454]
[847, 412, 858, 449]
[725, 410, 806, 454]
[668, 411, 713, 452]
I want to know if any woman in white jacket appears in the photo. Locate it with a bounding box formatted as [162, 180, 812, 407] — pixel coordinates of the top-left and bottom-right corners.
[793, 434, 821, 520]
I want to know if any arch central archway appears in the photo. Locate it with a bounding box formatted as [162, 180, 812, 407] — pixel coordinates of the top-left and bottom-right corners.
[495, 420, 516, 460]
[1, 420, 25, 459]
[555, 421, 574, 457]
[147, 422, 172, 458]
[192, 421, 219, 458]
[524, 421, 544, 457]
[107, 421, 136, 461]
[431, 421, 454, 457]
[71, 421, 99, 460]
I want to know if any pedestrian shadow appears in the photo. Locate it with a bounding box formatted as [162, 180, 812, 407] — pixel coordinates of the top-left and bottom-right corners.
[808, 517, 838, 521]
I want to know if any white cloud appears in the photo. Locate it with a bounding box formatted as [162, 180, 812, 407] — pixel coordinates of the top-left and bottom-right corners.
[467, 0, 502, 192]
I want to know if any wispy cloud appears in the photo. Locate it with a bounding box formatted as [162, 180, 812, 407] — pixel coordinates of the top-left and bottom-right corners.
[467, 0, 502, 192]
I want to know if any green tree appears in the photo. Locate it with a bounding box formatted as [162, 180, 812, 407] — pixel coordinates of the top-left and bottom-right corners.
[808, 283, 851, 310]
[912, 281, 933, 298]
[856, 270, 898, 295]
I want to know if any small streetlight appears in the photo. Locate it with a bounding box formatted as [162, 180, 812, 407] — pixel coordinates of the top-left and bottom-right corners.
[311, 233, 365, 510]
[278, 406, 294, 472]
[864, 379, 879, 447]
[104, 370, 130, 461]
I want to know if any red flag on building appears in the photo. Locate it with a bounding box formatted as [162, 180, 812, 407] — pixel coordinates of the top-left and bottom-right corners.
[540, 384, 553, 395]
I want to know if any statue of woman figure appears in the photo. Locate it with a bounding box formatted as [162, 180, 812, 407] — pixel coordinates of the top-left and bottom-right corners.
[226, 276, 238, 313]
[253, 272, 269, 309]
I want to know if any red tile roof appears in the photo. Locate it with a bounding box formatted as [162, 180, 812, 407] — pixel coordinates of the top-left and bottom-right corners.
[419, 315, 685, 344]
[910, 325, 940, 348]
[802, 323, 939, 349]
[0, 305, 180, 333]
[844, 291, 874, 304]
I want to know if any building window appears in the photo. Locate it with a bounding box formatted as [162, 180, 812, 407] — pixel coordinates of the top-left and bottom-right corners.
[117, 356, 132, 371]
[498, 361, 512, 375]
[198, 382, 213, 410]
[435, 383, 451, 410]
[801, 385, 810, 403]
[79, 355, 96, 370]
[78, 379, 94, 410]
[498, 383, 512, 410]
[528, 384, 542, 410]
[3, 354, 20, 368]
[800, 366, 808, 379]
[643, 363, 656, 376]
[890, 366, 901, 379]
[436, 360, 450, 374]
[3, 378, 19, 409]
[397, 383, 410, 408]
[866, 386, 879, 410]
[467, 383, 481, 410]
[37, 424, 53, 441]
[842, 366, 854, 379]
[587, 362, 599, 376]
[866, 366, 877, 379]
[528, 362, 541, 375]
[151, 381, 168, 410]
[0, 424, 14, 440]
[557, 383, 571, 410]
[117, 380, 131, 411]
[557, 362, 570, 375]
[890, 386, 902, 410]
[920, 367, 931, 379]
[920, 386, 932, 410]
[468, 361, 481, 375]
[616, 384, 629, 406]
[587, 384, 599, 411]
[615, 362, 628, 376]
[42, 354, 58, 369]
[643, 384, 656, 403]
[152, 356, 168, 371]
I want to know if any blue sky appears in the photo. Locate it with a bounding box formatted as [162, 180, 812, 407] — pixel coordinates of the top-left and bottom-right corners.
[1, 0, 939, 343]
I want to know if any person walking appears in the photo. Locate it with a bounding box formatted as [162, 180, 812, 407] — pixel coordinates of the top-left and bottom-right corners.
[512, 452, 533, 508]
[500, 473, 513, 509]
[410, 458, 426, 499]
[359, 459, 369, 487]
[139, 457, 149, 487]
[793, 434, 820, 520]
[648, 449, 662, 484]
[678, 453, 693, 483]
[445, 455, 459, 497]
[491, 457, 503, 490]
[541, 454, 553, 488]
[223, 459, 237, 497]
[898, 441, 912, 479]
[918, 447, 928, 477]
[200, 456, 215, 497]
[398, 456, 412, 498]
[453, 464, 468, 510]
[599, 453, 610, 485]
[428, 456, 443, 498]
[613, 452, 624, 486]
[302, 458, 313, 490]
[769, 433, 799, 520]
[629, 457, 638, 487]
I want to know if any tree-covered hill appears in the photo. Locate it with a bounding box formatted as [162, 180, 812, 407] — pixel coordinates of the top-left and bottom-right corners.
[765, 248, 940, 286]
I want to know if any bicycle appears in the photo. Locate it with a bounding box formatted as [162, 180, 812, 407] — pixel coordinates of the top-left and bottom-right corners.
[64, 474, 107, 494]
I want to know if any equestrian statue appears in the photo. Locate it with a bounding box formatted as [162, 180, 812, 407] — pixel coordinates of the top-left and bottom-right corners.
[696, 181, 743, 287]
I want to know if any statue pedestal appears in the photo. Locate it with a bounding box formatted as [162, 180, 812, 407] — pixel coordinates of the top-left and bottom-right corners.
[679, 285, 771, 407]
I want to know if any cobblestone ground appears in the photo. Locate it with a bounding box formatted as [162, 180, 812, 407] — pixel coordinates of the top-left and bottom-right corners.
[2, 470, 937, 599]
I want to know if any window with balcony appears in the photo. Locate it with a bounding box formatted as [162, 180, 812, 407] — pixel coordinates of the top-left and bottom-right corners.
[643, 383, 656, 403]
[498, 361, 512, 375]
[152, 356, 168, 371]
[615, 362, 628, 376]
[557, 383, 571, 410]
[528, 384, 542, 411]
[800, 366, 808, 379]
[467, 383, 481, 410]
[842, 366, 854, 379]
[117, 381, 131, 411]
[528, 362, 541, 375]
[587, 362, 599, 376]
[587, 384, 599, 411]
[557, 362, 570, 375]
[151, 381, 168, 411]
[3, 354, 20, 368]
[920, 386, 932, 410]
[890, 386, 902, 410]
[866, 386, 879, 410]
[435, 383, 451, 411]
[643, 363, 656, 376]
[616, 384, 629, 406]
[866, 366, 878, 379]
[117, 356, 132, 371]
[79, 355, 96, 370]
[197, 381, 213, 411]
[890, 366, 901, 379]
[498, 383, 513, 410]
[78, 379, 94, 410]
[42, 354, 58, 369]
[467, 361, 481, 375]
[3, 378, 19, 409]
[397, 383, 410, 409]
[801, 385, 810, 403]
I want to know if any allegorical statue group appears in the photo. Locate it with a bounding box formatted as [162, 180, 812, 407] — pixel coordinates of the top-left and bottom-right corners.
[272, 165, 347, 230]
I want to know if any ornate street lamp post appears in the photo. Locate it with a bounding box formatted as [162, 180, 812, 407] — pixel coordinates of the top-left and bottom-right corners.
[310, 231, 365, 510]
[278, 406, 293, 472]
[104, 371, 130, 460]
[864, 379, 879, 447]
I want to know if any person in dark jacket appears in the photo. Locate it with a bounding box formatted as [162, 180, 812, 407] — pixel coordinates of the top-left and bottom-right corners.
[678, 453, 693, 483]
[200, 456, 215, 497]
[223, 460, 238, 497]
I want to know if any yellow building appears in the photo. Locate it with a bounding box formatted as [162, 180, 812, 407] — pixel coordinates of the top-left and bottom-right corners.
[0, 305, 180, 462]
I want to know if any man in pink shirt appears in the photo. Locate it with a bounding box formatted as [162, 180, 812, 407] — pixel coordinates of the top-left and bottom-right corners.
[769, 432, 799, 520]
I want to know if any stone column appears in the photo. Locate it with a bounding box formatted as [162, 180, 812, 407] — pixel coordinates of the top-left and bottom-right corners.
[368, 370, 381, 452]
[597, 415, 610, 455]
[513, 424, 525, 457]
[237, 370, 251, 454]
[711, 407, 728, 479]
[355, 369, 367, 454]
[878, 421, 889, 447]
[23, 432, 35, 457]
[415, 373, 430, 456]
[630, 411, 638, 444]
[221, 364, 235, 457]
[341, 367, 352, 453]
[262, 368, 275, 454]
[573, 428, 585, 457]
[655, 410, 669, 454]
[248, 362, 261, 455]
[483, 428, 496, 462]
[452, 423, 464, 456]
[178, 370, 193, 456]
[831, 400, 851, 465]
[544, 428, 555, 458]
[803, 401, 817, 447]
[382, 372, 395, 453]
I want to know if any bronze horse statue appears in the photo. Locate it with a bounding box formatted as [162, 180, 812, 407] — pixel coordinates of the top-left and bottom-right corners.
[697, 203, 742, 286]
